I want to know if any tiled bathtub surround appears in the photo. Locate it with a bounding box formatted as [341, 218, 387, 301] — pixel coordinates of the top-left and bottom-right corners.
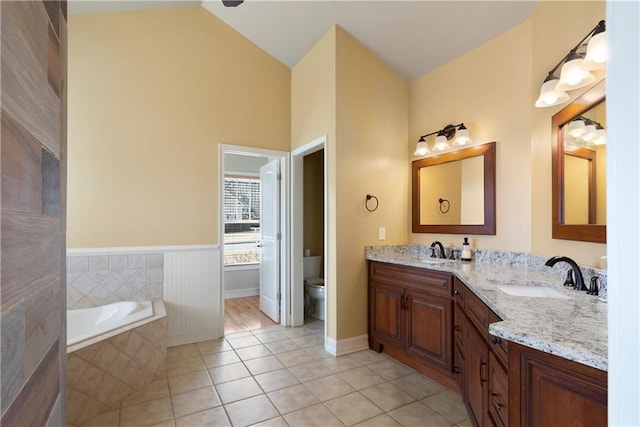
[67, 301, 168, 426]
[67, 253, 164, 309]
[366, 245, 608, 371]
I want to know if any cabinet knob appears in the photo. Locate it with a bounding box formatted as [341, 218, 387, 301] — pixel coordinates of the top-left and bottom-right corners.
[491, 337, 502, 345]
[454, 290, 460, 296]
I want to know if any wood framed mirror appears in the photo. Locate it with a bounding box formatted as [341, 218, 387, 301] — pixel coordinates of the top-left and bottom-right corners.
[412, 141, 496, 234]
[552, 79, 606, 243]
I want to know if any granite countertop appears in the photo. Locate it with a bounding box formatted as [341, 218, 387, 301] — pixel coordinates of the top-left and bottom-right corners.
[365, 245, 608, 371]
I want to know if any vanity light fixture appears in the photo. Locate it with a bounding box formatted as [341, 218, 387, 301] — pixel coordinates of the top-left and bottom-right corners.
[414, 123, 472, 156]
[535, 20, 606, 108]
[565, 116, 606, 145]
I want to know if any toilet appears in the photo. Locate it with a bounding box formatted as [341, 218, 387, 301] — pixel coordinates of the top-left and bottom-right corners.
[303, 255, 325, 320]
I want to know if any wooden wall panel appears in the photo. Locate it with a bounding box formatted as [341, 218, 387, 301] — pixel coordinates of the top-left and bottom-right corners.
[1, 1, 61, 157]
[1, 1, 67, 424]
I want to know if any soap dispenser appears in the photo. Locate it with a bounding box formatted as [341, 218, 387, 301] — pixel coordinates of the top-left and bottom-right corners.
[461, 237, 472, 262]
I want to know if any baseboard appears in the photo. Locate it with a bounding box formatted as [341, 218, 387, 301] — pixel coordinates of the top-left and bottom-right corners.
[168, 329, 220, 347]
[325, 334, 369, 357]
[224, 288, 259, 299]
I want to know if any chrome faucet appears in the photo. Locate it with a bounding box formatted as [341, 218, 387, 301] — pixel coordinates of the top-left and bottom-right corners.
[430, 241, 446, 259]
[544, 256, 587, 291]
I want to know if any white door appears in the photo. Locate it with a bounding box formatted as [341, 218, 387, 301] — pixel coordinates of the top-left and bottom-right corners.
[259, 159, 280, 322]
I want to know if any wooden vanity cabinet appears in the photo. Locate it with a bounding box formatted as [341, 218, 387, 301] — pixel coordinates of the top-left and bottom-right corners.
[369, 261, 455, 388]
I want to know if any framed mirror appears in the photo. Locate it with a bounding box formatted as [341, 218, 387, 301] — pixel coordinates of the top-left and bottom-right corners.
[552, 79, 606, 243]
[412, 141, 496, 234]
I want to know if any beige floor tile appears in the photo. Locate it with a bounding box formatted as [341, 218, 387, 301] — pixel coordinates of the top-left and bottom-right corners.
[279, 327, 312, 338]
[202, 350, 240, 368]
[275, 349, 315, 367]
[456, 419, 474, 427]
[387, 401, 454, 427]
[256, 331, 288, 344]
[303, 344, 334, 360]
[84, 408, 119, 426]
[174, 406, 231, 427]
[291, 334, 324, 348]
[321, 355, 362, 372]
[244, 355, 285, 375]
[368, 359, 414, 380]
[354, 414, 402, 427]
[421, 390, 469, 424]
[288, 360, 333, 383]
[119, 397, 173, 426]
[122, 378, 170, 407]
[360, 382, 416, 412]
[215, 376, 263, 404]
[305, 374, 355, 401]
[167, 355, 206, 377]
[197, 339, 232, 356]
[338, 366, 386, 390]
[283, 403, 343, 427]
[149, 420, 175, 427]
[228, 335, 262, 349]
[224, 394, 279, 427]
[167, 344, 200, 361]
[168, 370, 212, 395]
[391, 373, 447, 399]
[235, 344, 272, 361]
[253, 368, 300, 393]
[325, 391, 383, 426]
[171, 386, 221, 418]
[346, 350, 388, 365]
[250, 325, 283, 336]
[267, 384, 320, 414]
[264, 339, 300, 354]
[225, 330, 253, 339]
[208, 362, 251, 384]
[249, 415, 288, 427]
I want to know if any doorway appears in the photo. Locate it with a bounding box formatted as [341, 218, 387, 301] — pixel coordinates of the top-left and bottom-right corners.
[219, 145, 290, 336]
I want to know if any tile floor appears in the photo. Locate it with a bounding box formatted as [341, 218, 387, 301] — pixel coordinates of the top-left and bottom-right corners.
[81, 320, 471, 427]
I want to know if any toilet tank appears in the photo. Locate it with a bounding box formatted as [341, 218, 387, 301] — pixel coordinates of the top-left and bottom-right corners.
[303, 256, 322, 280]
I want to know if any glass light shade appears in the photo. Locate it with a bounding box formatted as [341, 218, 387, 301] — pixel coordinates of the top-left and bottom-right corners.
[584, 31, 607, 70]
[414, 139, 429, 156]
[593, 128, 607, 145]
[454, 128, 471, 145]
[535, 78, 570, 107]
[581, 124, 597, 142]
[433, 135, 450, 151]
[567, 120, 586, 138]
[555, 56, 596, 91]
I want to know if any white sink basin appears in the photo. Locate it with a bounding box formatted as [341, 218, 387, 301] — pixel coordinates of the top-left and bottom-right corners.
[495, 284, 575, 299]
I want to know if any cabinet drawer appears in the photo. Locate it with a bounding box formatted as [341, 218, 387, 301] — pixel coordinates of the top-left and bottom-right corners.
[489, 313, 508, 368]
[454, 303, 465, 350]
[370, 261, 452, 297]
[488, 352, 508, 427]
[453, 278, 466, 307]
[465, 289, 490, 337]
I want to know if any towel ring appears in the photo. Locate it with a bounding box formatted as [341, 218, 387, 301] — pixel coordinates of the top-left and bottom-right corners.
[365, 194, 379, 212]
[438, 198, 450, 214]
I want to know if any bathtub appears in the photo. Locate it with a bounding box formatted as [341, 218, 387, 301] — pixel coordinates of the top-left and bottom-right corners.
[67, 300, 154, 347]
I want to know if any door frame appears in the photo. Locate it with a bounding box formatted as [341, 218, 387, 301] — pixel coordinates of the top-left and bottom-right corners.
[290, 135, 328, 331]
[218, 144, 290, 335]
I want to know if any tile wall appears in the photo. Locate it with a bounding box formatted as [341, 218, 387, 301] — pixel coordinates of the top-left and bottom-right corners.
[66, 253, 164, 309]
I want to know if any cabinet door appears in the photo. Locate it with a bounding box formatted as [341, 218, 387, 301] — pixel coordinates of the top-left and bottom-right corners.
[370, 281, 404, 349]
[405, 290, 452, 372]
[466, 322, 489, 427]
[488, 353, 508, 427]
[454, 343, 465, 392]
[516, 348, 607, 427]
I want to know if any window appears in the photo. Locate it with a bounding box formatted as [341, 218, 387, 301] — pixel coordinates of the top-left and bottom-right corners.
[224, 176, 261, 265]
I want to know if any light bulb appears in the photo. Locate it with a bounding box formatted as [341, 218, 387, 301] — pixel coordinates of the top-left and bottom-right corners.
[414, 139, 429, 156]
[567, 120, 586, 138]
[584, 27, 606, 69]
[535, 77, 570, 107]
[556, 54, 596, 91]
[433, 135, 450, 151]
[454, 127, 471, 145]
[581, 124, 597, 142]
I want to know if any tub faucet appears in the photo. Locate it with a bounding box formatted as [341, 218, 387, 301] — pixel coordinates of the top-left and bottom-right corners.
[430, 241, 446, 259]
[544, 256, 587, 291]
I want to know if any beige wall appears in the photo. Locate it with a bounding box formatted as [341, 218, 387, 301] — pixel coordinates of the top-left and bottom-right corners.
[67, 7, 291, 247]
[420, 162, 462, 225]
[409, 20, 533, 252]
[303, 150, 324, 259]
[335, 27, 409, 340]
[530, 1, 606, 267]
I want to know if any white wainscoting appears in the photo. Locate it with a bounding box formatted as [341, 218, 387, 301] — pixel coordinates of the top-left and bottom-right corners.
[164, 246, 220, 346]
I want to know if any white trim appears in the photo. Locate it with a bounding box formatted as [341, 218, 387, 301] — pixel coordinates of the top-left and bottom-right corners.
[66, 245, 218, 256]
[224, 288, 259, 299]
[224, 263, 260, 271]
[325, 334, 369, 357]
[167, 330, 220, 348]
